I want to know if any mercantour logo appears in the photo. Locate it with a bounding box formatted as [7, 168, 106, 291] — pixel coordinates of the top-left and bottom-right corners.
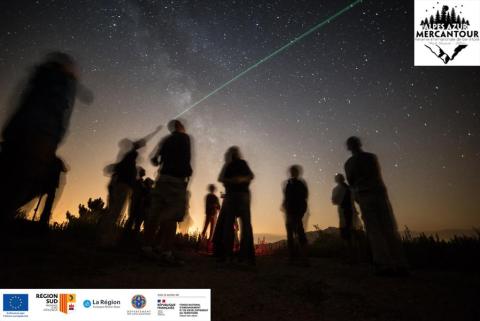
[414, 0, 480, 66]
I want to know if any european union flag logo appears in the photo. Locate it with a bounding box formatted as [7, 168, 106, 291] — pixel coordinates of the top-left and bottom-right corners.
[3, 294, 28, 311]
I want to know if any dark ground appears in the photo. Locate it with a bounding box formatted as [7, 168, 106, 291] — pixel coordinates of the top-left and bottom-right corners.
[0, 225, 479, 321]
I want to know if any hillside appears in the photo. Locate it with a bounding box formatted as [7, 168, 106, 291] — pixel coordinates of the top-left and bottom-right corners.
[1, 223, 479, 321]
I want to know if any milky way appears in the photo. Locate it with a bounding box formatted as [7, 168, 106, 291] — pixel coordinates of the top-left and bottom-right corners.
[0, 0, 479, 236]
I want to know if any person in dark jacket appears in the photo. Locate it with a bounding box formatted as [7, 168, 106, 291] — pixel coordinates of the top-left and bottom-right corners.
[282, 165, 309, 263]
[0, 52, 93, 223]
[143, 119, 192, 265]
[213, 146, 255, 264]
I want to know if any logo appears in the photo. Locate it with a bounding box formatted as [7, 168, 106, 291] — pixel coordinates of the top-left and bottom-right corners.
[81, 298, 121, 309]
[83, 300, 92, 308]
[131, 295, 147, 309]
[3, 294, 28, 312]
[35, 293, 76, 314]
[157, 298, 176, 316]
[127, 294, 151, 316]
[414, 0, 480, 66]
[59, 294, 76, 314]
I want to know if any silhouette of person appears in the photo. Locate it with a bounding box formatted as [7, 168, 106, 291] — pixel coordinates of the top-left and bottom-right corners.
[331, 173, 364, 261]
[123, 167, 151, 235]
[201, 184, 220, 241]
[178, 190, 193, 235]
[99, 139, 146, 246]
[0, 52, 93, 224]
[331, 173, 356, 241]
[214, 146, 255, 264]
[38, 156, 68, 227]
[344, 136, 408, 276]
[99, 125, 161, 246]
[143, 119, 192, 266]
[282, 165, 309, 263]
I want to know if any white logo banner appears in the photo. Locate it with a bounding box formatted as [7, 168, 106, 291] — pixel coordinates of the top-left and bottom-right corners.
[1, 289, 210, 321]
[414, 0, 480, 66]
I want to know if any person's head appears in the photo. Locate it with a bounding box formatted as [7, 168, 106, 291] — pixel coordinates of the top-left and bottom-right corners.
[346, 136, 362, 153]
[334, 173, 345, 184]
[168, 119, 185, 133]
[138, 166, 146, 178]
[208, 184, 216, 193]
[144, 177, 154, 189]
[118, 138, 133, 152]
[44, 51, 77, 77]
[289, 165, 303, 178]
[225, 146, 242, 163]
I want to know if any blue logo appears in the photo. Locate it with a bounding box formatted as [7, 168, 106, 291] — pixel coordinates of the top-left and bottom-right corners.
[3, 294, 28, 311]
[83, 300, 92, 308]
[131, 295, 146, 309]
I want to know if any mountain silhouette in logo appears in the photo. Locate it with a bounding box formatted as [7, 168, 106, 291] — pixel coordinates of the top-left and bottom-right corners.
[424, 44, 468, 64]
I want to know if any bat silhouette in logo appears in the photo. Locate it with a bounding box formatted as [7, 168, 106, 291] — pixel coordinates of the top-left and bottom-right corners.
[425, 44, 468, 64]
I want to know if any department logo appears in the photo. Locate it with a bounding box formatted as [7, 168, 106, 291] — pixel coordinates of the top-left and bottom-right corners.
[414, 0, 480, 66]
[59, 294, 76, 314]
[131, 295, 147, 309]
[3, 294, 28, 312]
[83, 300, 92, 308]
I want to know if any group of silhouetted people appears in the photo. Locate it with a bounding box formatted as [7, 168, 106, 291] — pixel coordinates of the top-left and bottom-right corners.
[0, 52, 408, 275]
[98, 119, 193, 266]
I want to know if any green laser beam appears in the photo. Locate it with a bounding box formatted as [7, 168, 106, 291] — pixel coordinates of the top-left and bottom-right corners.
[174, 0, 363, 119]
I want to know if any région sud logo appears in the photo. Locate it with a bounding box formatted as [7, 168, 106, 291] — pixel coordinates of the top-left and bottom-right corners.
[414, 0, 480, 66]
[59, 294, 76, 314]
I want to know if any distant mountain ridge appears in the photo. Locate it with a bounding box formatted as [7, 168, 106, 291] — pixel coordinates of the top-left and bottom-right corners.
[404, 228, 479, 240]
[255, 227, 478, 243]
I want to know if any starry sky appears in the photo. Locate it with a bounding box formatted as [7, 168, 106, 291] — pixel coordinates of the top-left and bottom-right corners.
[0, 0, 479, 236]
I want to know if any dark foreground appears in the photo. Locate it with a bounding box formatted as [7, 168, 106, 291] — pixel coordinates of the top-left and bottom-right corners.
[0, 227, 478, 321]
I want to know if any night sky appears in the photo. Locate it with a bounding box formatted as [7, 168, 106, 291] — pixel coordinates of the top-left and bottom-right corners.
[0, 0, 479, 236]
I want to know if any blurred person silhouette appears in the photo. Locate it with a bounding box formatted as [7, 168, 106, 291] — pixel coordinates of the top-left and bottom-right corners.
[282, 165, 309, 265]
[99, 126, 161, 246]
[344, 136, 408, 276]
[0, 52, 93, 225]
[123, 167, 151, 235]
[214, 146, 255, 265]
[178, 191, 193, 235]
[332, 173, 364, 261]
[331, 173, 356, 241]
[37, 156, 68, 227]
[143, 119, 192, 266]
[201, 184, 220, 241]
